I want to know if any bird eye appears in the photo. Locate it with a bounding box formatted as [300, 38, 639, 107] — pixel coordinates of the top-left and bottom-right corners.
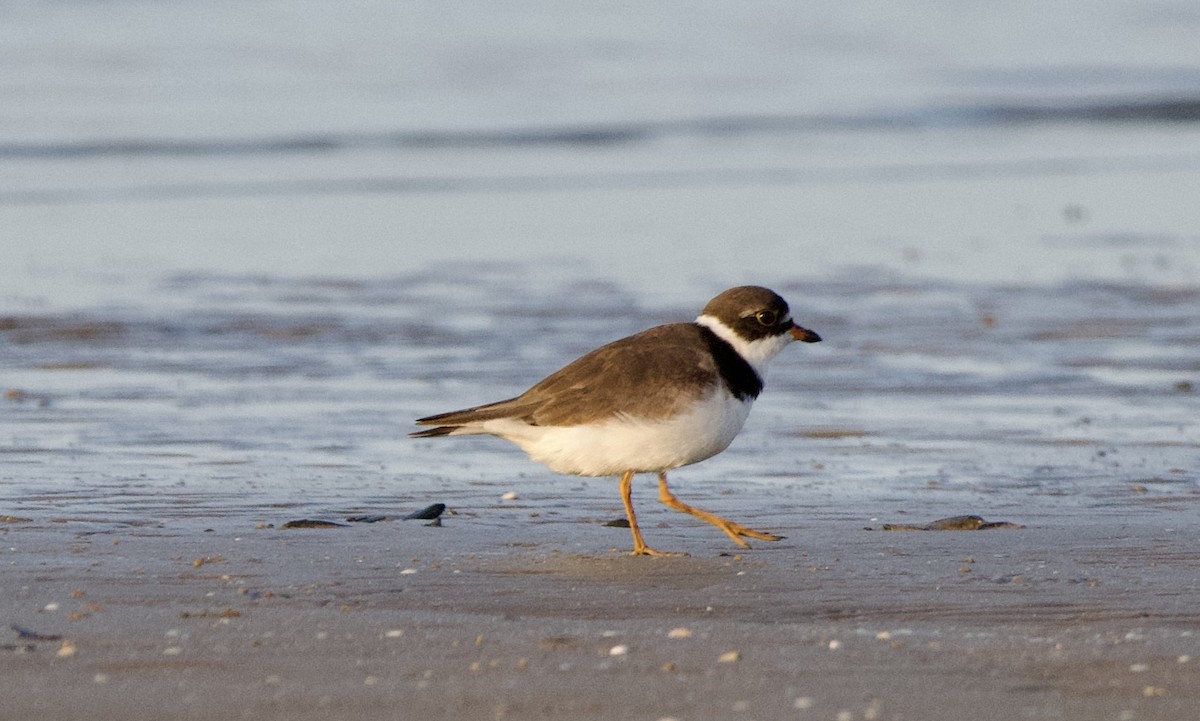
[754, 309, 778, 326]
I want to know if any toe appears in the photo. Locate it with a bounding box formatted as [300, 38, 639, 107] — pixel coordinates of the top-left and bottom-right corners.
[630, 546, 687, 557]
[742, 530, 785, 542]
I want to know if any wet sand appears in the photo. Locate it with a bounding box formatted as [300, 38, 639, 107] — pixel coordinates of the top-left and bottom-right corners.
[3, 495, 1198, 721]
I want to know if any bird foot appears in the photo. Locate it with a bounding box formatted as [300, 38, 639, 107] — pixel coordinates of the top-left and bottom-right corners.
[718, 521, 785, 547]
[629, 546, 688, 557]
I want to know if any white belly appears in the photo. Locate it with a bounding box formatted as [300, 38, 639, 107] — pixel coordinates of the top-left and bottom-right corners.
[476, 389, 754, 477]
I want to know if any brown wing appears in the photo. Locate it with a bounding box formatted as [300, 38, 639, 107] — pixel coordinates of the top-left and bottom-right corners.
[515, 323, 719, 426]
[413, 323, 719, 432]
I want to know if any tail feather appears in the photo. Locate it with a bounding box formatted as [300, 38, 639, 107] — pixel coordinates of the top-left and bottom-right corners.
[409, 425, 459, 438]
[411, 395, 533, 438]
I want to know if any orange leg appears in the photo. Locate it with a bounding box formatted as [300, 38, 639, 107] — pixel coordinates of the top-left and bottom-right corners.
[657, 472, 784, 548]
[619, 470, 683, 557]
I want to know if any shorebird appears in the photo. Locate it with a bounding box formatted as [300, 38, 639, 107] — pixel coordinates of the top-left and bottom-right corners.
[413, 286, 821, 555]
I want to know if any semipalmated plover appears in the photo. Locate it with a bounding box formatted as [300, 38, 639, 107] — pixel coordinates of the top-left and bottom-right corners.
[413, 286, 821, 555]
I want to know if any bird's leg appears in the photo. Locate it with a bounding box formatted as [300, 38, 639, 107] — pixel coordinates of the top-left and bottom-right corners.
[619, 470, 683, 557]
[656, 472, 784, 547]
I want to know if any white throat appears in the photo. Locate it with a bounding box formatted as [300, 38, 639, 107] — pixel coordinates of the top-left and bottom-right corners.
[695, 313, 793, 378]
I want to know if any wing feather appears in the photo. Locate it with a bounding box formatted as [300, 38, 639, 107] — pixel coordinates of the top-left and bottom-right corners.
[412, 323, 719, 433]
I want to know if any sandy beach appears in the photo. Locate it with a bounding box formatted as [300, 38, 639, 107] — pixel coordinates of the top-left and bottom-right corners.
[3, 486, 1197, 721]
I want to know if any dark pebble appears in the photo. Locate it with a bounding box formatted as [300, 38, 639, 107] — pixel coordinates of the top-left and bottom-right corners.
[880, 515, 1022, 531]
[280, 519, 350, 529]
[404, 503, 446, 521]
[11, 624, 61, 642]
[924, 515, 985, 531]
[603, 518, 631, 528]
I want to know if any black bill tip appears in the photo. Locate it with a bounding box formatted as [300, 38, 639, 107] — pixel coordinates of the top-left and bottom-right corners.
[790, 325, 822, 343]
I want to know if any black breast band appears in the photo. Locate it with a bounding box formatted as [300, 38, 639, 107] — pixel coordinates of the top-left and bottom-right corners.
[696, 325, 763, 401]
